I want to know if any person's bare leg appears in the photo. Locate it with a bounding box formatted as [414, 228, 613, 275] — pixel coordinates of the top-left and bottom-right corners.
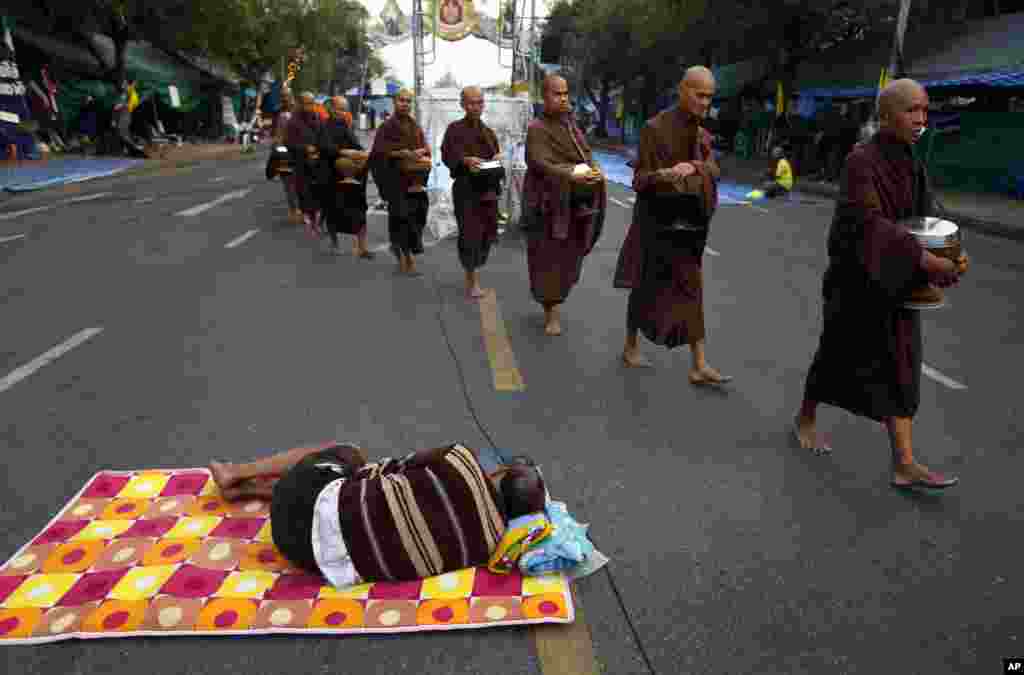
[794, 398, 830, 453]
[219, 479, 276, 501]
[621, 329, 652, 367]
[406, 253, 424, 276]
[209, 447, 328, 495]
[396, 251, 408, 273]
[543, 303, 562, 336]
[355, 231, 370, 256]
[888, 416, 943, 483]
[466, 270, 484, 298]
[688, 340, 731, 384]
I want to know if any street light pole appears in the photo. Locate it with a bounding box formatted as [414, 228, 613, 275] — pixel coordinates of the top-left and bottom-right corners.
[412, 0, 424, 120]
[888, 0, 913, 79]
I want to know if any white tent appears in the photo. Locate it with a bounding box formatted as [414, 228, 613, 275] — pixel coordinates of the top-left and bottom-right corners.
[377, 34, 513, 90]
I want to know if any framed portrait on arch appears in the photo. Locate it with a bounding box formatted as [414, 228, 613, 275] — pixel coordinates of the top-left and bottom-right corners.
[437, 0, 480, 41]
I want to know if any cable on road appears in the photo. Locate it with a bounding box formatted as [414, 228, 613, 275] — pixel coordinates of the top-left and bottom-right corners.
[428, 262, 659, 675]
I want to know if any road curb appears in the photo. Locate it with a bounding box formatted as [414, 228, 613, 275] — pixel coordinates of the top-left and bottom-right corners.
[792, 180, 1024, 243]
[589, 140, 1024, 243]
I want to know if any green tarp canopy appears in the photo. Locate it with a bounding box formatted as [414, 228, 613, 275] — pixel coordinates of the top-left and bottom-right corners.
[713, 59, 772, 100]
[12, 22, 235, 130]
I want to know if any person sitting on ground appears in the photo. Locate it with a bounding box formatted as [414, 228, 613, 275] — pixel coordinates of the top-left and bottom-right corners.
[209, 443, 546, 588]
[760, 145, 794, 198]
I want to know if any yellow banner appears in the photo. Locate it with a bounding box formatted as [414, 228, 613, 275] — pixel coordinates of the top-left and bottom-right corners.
[775, 80, 785, 116]
[437, 0, 480, 41]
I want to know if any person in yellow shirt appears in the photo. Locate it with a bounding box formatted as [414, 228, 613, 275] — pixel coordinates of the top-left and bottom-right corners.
[761, 145, 793, 198]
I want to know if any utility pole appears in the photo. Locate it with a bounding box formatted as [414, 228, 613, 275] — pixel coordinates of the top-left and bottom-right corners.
[529, 0, 536, 102]
[412, 0, 425, 120]
[888, 0, 913, 80]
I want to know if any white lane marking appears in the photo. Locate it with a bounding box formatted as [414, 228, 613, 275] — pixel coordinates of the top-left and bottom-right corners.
[749, 204, 770, 214]
[225, 229, 260, 249]
[705, 246, 721, 256]
[67, 192, 112, 203]
[609, 197, 630, 208]
[210, 177, 228, 183]
[922, 364, 967, 391]
[176, 188, 252, 217]
[0, 192, 113, 220]
[134, 197, 155, 204]
[0, 327, 104, 395]
[627, 197, 636, 204]
[720, 200, 752, 206]
[0, 204, 51, 221]
[0, 233, 26, 244]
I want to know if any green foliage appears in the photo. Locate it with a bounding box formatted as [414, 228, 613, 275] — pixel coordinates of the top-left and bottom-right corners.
[176, 0, 371, 87]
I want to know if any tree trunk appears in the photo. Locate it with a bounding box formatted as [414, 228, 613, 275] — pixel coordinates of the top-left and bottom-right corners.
[112, 34, 128, 87]
[597, 77, 611, 138]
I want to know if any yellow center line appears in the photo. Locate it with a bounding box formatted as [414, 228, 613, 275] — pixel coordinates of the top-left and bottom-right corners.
[478, 290, 525, 391]
[532, 587, 600, 675]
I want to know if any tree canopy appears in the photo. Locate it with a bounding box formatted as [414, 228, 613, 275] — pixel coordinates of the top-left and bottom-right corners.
[8, 0, 384, 92]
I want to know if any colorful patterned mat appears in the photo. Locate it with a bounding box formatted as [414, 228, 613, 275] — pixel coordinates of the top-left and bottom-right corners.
[0, 468, 573, 645]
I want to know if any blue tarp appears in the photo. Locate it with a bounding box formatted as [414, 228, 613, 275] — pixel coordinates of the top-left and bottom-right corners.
[591, 149, 755, 205]
[801, 69, 1024, 99]
[0, 157, 143, 192]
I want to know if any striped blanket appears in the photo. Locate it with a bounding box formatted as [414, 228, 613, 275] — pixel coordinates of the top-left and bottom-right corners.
[337, 444, 507, 582]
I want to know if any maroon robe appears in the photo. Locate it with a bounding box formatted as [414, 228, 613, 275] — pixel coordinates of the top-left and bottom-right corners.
[285, 111, 324, 214]
[316, 117, 368, 237]
[613, 107, 719, 348]
[369, 113, 431, 256]
[804, 132, 935, 421]
[522, 113, 607, 305]
[441, 117, 501, 271]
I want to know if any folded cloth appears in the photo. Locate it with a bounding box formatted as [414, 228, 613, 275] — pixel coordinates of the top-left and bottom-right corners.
[487, 512, 553, 574]
[518, 500, 609, 580]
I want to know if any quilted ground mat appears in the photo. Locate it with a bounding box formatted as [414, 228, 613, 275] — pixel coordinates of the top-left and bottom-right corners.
[0, 468, 574, 645]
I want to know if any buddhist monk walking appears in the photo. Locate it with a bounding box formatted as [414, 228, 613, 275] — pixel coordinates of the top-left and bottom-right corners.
[794, 78, 969, 490]
[317, 96, 374, 259]
[286, 92, 326, 238]
[441, 86, 503, 298]
[613, 66, 731, 385]
[369, 89, 432, 276]
[523, 75, 607, 335]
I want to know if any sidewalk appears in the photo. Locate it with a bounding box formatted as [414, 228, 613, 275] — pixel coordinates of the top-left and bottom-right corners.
[589, 136, 1024, 241]
[0, 142, 255, 194]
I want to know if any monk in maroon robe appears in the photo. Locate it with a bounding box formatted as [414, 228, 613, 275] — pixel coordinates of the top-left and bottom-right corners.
[369, 88, 431, 276]
[523, 75, 607, 335]
[441, 86, 503, 298]
[613, 66, 731, 385]
[285, 92, 325, 237]
[795, 79, 969, 490]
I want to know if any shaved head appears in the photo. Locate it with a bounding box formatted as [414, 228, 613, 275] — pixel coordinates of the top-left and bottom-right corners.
[877, 78, 928, 144]
[678, 65, 716, 119]
[394, 88, 414, 117]
[460, 85, 482, 103]
[681, 66, 715, 90]
[542, 75, 570, 115]
[543, 75, 566, 97]
[878, 78, 925, 118]
[461, 85, 485, 120]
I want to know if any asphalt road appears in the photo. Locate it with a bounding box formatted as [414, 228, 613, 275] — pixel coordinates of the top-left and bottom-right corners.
[1, 155, 1022, 675]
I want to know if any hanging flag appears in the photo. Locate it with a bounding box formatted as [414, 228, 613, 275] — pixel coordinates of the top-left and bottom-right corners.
[0, 14, 29, 125]
[775, 80, 785, 117]
[498, 4, 515, 49]
[878, 66, 890, 92]
[127, 82, 140, 112]
[437, 0, 480, 42]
